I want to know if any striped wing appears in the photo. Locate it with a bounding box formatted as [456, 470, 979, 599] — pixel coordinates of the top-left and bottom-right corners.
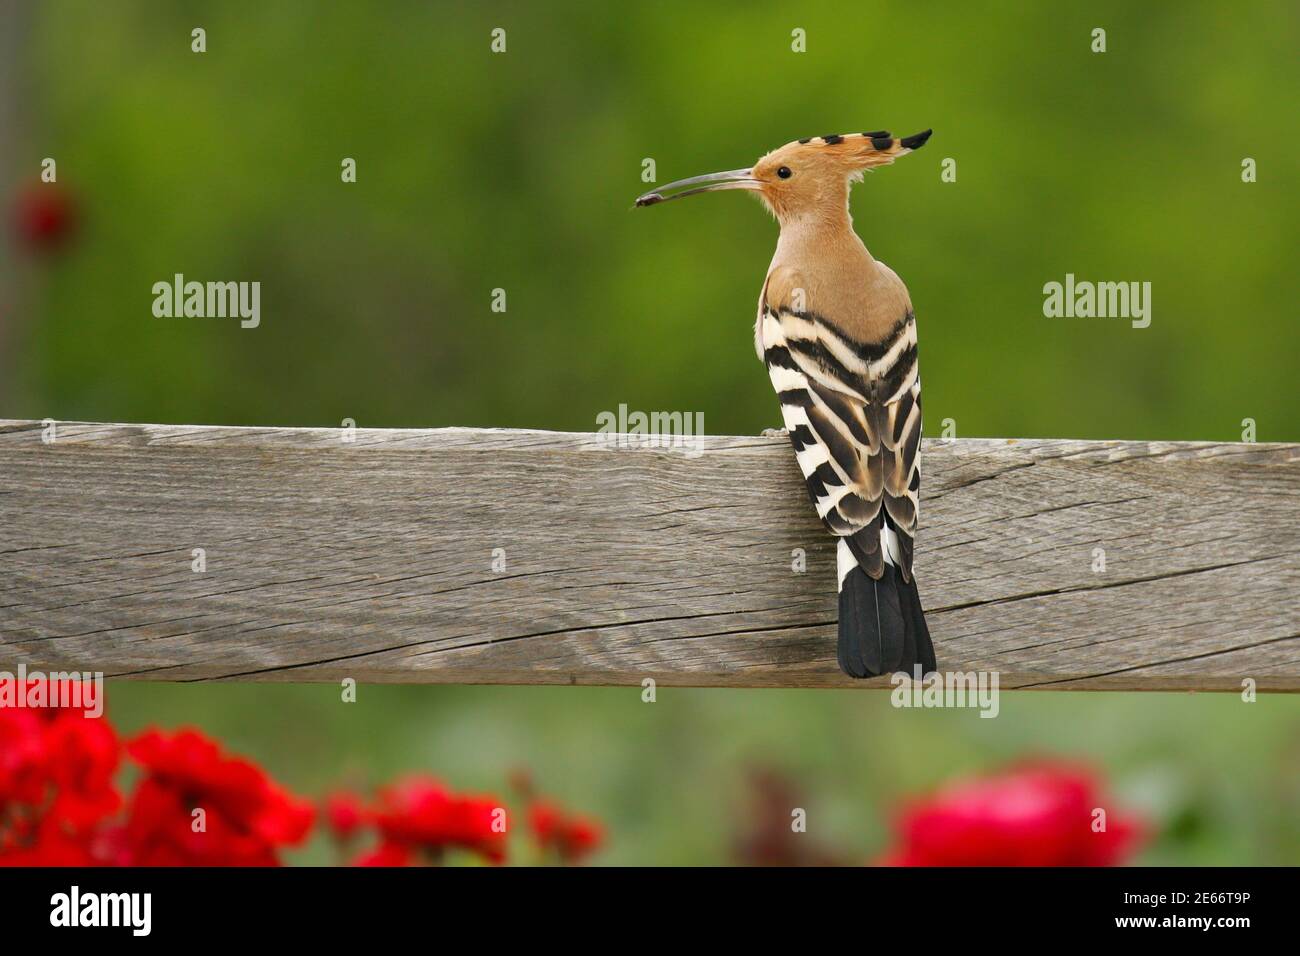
[761, 305, 923, 581]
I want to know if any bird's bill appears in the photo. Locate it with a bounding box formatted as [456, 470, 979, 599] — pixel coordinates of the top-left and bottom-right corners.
[634, 168, 760, 207]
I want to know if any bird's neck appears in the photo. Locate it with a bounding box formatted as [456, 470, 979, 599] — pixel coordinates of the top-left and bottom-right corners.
[772, 208, 877, 281]
[766, 206, 909, 342]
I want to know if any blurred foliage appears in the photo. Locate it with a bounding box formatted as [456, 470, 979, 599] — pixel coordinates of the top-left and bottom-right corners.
[103, 684, 1300, 866]
[8, 0, 1298, 440]
[2, 1, 1297, 864]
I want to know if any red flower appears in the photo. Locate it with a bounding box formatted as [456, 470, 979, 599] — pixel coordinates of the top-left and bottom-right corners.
[323, 791, 366, 841]
[122, 728, 314, 866]
[41, 711, 121, 832]
[0, 819, 102, 867]
[528, 799, 605, 864]
[368, 775, 507, 865]
[0, 680, 120, 865]
[11, 180, 77, 254]
[352, 841, 413, 867]
[0, 709, 48, 811]
[876, 763, 1144, 867]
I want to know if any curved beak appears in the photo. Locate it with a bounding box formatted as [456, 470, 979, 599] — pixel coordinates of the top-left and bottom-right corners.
[635, 168, 760, 207]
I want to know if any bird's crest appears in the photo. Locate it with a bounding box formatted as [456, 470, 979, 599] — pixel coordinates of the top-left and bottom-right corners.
[771, 130, 932, 175]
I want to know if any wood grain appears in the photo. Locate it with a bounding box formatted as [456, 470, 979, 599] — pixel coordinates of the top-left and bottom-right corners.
[1, 420, 1296, 691]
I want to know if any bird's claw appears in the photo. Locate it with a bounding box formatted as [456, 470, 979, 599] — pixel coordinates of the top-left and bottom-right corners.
[762, 427, 788, 439]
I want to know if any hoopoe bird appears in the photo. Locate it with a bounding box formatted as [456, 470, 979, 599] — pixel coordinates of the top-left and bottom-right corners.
[636, 130, 937, 678]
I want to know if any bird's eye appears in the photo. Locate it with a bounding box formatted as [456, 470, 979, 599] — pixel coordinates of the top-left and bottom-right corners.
[777, 166, 792, 179]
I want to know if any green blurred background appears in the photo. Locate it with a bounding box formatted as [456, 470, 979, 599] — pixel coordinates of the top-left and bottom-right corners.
[1, 1, 1296, 864]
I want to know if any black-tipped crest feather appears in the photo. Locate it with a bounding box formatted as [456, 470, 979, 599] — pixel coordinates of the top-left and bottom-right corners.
[900, 129, 933, 150]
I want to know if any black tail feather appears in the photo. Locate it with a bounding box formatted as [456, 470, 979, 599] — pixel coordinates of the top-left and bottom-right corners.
[898, 571, 938, 676]
[837, 564, 936, 678]
[837, 565, 903, 677]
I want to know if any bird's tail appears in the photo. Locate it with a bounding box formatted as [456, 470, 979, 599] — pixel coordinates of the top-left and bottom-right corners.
[836, 539, 936, 678]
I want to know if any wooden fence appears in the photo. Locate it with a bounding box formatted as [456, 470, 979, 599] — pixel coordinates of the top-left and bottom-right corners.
[1, 420, 1296, 691]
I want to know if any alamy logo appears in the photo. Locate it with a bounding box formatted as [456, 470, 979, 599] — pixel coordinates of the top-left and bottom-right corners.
[0, 665, 104, 718]
[1042, 273, 1151, 328]
[152, 273, 260, 328]
[595, 403, 705, 457]
[50, 886, 151, 936]
[890, 667, 1000, 718]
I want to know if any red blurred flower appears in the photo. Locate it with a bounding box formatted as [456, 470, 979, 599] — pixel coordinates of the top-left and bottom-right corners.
[368, 775, 507, 865]
[0, 708, 48, 811]
[352, 841, 413, 867]
[528, 799, 604, 864]
[122, 728, 314, 866]
[0, 819, 102, 867]
[323, 791, 366, 841]
[11, 180, 77, 254]
[876, 763, 1145, 867]
[0, 680, 120, 865]
[41, 711, 121, 831]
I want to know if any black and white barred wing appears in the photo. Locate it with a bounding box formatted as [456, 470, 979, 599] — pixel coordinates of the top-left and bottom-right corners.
[760, 306, 922, 583]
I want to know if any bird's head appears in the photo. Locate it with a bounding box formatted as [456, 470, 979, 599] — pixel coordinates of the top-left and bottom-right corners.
[635, 130, 931, 224]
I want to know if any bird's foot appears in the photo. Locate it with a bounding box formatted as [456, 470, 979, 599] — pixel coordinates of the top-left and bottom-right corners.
[761, 427, 788, 439]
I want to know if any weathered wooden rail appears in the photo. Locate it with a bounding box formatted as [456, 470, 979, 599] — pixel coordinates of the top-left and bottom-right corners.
[1, 420, 1296, 691]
